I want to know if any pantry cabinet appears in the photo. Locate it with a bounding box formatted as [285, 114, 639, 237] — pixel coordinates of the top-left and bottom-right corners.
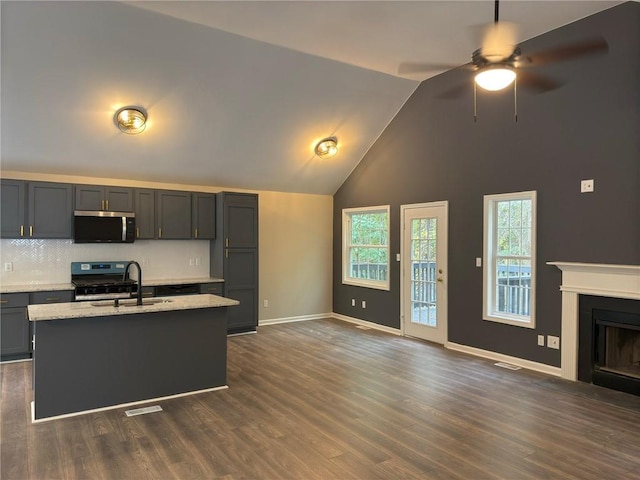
[211, 192, 258, 334]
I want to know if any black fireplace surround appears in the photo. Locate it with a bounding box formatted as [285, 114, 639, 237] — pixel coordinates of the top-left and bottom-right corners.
[579, 295, 640, 396]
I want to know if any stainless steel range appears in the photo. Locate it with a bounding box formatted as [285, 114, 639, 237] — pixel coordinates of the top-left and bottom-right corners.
[71, 261, 137, 301]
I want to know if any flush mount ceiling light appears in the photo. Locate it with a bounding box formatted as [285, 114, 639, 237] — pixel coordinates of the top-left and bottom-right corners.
[474, 66, 516, 91]
[114, 106, 147, 134]
[315, 137, 338, 158]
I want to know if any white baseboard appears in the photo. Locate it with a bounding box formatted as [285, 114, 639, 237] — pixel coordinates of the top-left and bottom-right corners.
[446, 342, 562, 377]
[0, 357, 32, 365]
[331, 313, 402, 336]
[259, 313, 333, 326]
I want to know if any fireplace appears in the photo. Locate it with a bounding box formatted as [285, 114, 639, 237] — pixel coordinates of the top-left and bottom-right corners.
[578, 295, 640, 395]
[548, 262, 640, 385]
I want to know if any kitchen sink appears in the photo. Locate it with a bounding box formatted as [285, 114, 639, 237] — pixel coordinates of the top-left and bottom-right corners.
[90, 299, 174, 307]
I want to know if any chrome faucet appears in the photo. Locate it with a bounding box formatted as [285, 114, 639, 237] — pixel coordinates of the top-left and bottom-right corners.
[123, 260, 143, 306]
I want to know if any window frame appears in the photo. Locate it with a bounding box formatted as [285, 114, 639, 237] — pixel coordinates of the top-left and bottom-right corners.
[482, 190, 537, 328]
[342, 205, 391, 291]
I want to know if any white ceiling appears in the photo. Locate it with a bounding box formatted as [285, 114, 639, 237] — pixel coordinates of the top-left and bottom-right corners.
[1, 1, 621, 195]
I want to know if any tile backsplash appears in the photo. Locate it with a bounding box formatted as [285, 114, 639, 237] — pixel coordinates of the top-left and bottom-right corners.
[0, 239, 210, 285]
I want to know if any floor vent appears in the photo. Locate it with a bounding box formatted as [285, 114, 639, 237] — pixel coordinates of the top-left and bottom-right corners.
[125, 405, 163, 417]
[494, 362, 522, 371]
[355, 325, 371, 330]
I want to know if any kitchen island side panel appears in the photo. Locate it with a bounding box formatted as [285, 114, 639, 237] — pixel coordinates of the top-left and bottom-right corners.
[33, 307, 227, 420]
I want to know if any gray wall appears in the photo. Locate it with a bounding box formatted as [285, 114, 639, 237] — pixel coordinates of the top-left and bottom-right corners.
[333, 2, 640, 367]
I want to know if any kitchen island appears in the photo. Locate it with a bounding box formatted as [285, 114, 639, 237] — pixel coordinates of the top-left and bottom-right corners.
[28, 294, 239, 421]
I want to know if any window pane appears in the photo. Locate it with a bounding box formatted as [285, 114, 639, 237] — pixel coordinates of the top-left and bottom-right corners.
[486, 192, 535, 324]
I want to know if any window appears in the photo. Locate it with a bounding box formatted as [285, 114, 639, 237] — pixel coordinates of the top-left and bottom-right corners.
[343, 205, 390, 290]
[483, 191, 536, 328]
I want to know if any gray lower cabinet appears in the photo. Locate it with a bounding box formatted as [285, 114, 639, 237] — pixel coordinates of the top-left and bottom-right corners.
[211, 192, 258, 333]
[199, 282, 223, 295]
[75, 185, 133, 212]
[1, 180, 73, 239]
[134, 189, 156, 239]
[0, 291, 75, 361]
[156, 190, 192, 239]
[0, 293, 30, 359]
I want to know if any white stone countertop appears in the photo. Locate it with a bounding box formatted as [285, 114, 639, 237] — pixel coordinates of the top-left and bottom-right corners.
[1, 277, 224, 294]
[1, 283, 75, 294]
[28, 294, 239, 321]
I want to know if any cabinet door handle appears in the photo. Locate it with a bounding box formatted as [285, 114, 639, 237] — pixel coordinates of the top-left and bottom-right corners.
[158, 228, 162, 238]
[46, 297, 60, 302]
[194, 228, 198, 239]
[105, 200, 109, 210]
[29, 226, 33, 237]
[225, 249, 228, 259]
[0, 300, 8, 304]
[101, 200, 104, 210]
[20, 225, 24, 237]
[225, 238, 229, 247]
[136, 227, 140, 238]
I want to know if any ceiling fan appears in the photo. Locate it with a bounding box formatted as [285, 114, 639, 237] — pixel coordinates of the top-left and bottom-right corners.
[398, 0, 608, 118]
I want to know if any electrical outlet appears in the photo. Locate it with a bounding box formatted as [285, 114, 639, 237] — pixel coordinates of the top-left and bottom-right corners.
[476, 257, 482, 267]
[580, 179, 594, 193]
[362, 300, 366, 308]
[396, 253, 401, 262]
[263, 299, 269, 308]
[547, 335, 560, 349]
[195, 257, 201, 266]
[351, 299, 356, 307]
[4, 262, 13, 272]
[537, 335, 545, 346]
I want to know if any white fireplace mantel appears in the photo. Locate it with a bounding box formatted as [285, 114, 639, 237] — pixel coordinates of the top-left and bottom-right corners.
[548, 261, 640, 381]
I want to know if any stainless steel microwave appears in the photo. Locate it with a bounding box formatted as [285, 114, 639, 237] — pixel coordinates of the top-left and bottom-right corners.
[73, 210, 136, 243]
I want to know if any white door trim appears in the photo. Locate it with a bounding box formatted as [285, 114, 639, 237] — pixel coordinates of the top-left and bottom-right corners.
[400, 201, 449, 343]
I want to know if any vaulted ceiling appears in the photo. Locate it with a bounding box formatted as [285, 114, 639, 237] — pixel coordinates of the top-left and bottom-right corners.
[0, 1, 621, 194]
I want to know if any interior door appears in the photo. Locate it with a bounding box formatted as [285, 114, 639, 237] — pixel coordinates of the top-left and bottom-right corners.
[401, 202, 448, 344]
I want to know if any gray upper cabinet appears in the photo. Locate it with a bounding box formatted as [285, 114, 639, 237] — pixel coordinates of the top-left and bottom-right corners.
[1, 179, 26, 238]
[2, 180, 73, 239]
[134, 189, 156, 239]
[192, 193, 216, 239]
[156, 190, 192, 239]
[75, 185, 133, 211]
[28, 182, 73, 238]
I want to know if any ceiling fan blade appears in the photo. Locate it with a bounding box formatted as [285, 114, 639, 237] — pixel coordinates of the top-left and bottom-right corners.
[523, 36, 608, 66]
[437, 83, 470, 100]
[516, 70, 564, 94]
[398, 61, 463, 75]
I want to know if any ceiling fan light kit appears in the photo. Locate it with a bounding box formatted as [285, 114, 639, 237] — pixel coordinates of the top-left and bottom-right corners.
[474, 66, 516, 91]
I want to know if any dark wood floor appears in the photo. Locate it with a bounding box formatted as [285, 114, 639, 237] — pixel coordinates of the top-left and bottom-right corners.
[3, 318, 640, 480]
